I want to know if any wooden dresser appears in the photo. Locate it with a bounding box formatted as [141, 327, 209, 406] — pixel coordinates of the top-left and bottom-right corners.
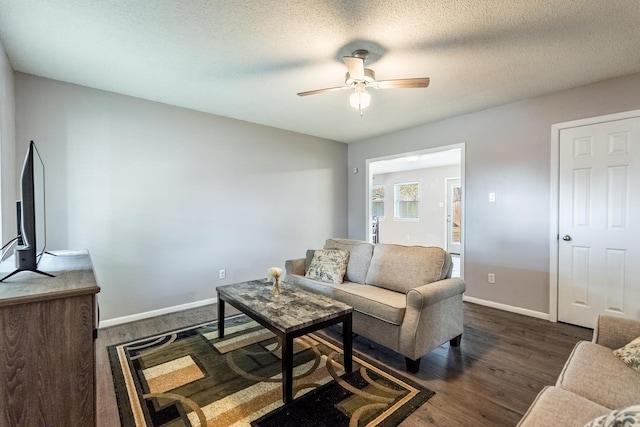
[0, 250, 100, 427]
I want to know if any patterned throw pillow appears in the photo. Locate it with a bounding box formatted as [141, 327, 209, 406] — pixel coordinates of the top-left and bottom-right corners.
[584, 405, 640, 427]
[305, 249, 350, 284]
[613, 336, 640, 371]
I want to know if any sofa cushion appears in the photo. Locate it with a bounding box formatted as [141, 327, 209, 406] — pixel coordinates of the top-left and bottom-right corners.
[323, 239, 374, 284]
[365, 244, 452, 293]
[331, 283, 406, 325]
[516, 386, 609, 427]
[305, 249, 350, 284]
[288, 273, 406, 325]
[556, 341, 640, 409]
[613, 336, 640, 371]
[287, 273, 336, 298]
[584, 405, 640, 427]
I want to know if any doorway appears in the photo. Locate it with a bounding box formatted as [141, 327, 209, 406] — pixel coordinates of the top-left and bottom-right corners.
[366, 144, 465, 277]
[550, 110, 640, 328]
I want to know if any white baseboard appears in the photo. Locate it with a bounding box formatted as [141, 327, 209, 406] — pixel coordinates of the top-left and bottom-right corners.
[99, 295, 549, 328]
[463, 295, 550, 321]
[99, 297, 218, 329]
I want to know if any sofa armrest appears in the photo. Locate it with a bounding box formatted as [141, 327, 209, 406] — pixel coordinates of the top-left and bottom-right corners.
[285, 258, 305, 277]
[406, 278, 466, 309]
[399, 277, 466, 360]
[593, 314, 640, 349]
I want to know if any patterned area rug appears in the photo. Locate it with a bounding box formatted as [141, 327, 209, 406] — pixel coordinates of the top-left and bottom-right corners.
[108, 315, 434, 427]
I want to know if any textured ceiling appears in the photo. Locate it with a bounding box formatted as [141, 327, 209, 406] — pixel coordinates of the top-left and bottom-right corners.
[1, 1, 640, 143]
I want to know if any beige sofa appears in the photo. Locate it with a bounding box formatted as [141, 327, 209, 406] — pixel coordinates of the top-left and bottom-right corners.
[517, 315, 640, 426]
[284, 238, 466, 372]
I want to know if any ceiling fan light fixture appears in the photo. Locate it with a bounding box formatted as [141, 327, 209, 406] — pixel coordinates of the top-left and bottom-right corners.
[349, 91, 370, 109]
[350, 84, 370, 115]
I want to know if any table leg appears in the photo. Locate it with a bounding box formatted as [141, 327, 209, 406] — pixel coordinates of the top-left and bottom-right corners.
[282, 334, 294, 404]
[218, 297, 225, 339]
[343, 315, 353, 373]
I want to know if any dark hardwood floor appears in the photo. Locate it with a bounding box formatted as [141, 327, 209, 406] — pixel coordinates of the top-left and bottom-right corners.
[96, 302, 592, 427]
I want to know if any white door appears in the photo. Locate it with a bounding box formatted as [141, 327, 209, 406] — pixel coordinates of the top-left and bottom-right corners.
[446, 178, 461, 255]
[558, 116, 640, 328]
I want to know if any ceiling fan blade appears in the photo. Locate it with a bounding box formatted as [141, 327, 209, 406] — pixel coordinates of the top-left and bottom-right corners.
[297, 86, 350, 96]
[376, 78, 430, 89]
[343, 56, 365, 80]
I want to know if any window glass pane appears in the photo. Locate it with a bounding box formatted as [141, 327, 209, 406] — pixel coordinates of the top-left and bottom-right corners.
[372, 202, 384, 217]
[394, 182, 419, 219]
[371, 184, 385, 218]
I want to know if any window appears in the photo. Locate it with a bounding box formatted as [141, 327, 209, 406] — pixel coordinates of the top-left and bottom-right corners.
[371, 184, 385, 218]
[394, 182, 419, 219]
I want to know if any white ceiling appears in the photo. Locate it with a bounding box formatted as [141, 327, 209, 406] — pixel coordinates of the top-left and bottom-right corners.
[1, 1, 640, 144]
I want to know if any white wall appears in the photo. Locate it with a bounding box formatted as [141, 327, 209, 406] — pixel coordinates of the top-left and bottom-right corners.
[15, 73, 348, 321]
[373, 165, 459, 247]
[0, 41, 16, 245]
[348, 72, 640, 315]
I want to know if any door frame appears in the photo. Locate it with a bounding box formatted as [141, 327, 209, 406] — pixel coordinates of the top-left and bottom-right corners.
[365, 143, 465, 278]
[445, 177, 461, 254]
[549, 108, 640, 322]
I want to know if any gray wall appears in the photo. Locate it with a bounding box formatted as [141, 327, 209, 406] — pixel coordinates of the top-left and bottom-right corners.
[0, 41, 16, 244]
[373, 165, 460, 247]
[8, 45, 640, 320]
[15, 73, 348, 321]
[348, 72, 640, 314]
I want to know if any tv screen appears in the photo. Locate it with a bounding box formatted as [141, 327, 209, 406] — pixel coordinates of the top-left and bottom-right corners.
[0, 141, 53, 281]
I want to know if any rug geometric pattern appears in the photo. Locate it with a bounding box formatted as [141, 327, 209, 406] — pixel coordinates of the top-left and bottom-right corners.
[108, 315, 434, 427]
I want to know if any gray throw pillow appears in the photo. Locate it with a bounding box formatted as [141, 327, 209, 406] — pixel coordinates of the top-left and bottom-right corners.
[323, 238, 373, 284]
[613, 336, 640, 371]
[584, 405, 640, 427]
[305, 249, 315, 273]
[305, 249, 350, 284]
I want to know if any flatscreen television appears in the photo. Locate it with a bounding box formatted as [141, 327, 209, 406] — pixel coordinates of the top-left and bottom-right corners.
[0, 141, 54, 282]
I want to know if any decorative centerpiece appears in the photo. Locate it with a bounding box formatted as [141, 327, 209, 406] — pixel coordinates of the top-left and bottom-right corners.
[267, 267, 283, 296]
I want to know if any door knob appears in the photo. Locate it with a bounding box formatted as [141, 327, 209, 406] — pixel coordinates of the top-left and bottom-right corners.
[562, 235, 572, 241]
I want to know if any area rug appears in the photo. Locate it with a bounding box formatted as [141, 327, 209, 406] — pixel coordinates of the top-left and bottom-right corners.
[108, 314, 434, 427]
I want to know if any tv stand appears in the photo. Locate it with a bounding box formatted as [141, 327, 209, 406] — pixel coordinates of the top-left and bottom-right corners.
[0, 267, 54, 282]
[0, 250, 100, 426]
[0, 247, 56, 282]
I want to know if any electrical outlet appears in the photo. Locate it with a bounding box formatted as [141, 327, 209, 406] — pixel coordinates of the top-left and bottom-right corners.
[489, 193, 496, 202]
[488, 273, 495, 284]
[219, 269, 226, 279]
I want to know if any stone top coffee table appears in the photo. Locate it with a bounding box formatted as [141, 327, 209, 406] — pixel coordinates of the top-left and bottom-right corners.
[216, 279, 353, 404]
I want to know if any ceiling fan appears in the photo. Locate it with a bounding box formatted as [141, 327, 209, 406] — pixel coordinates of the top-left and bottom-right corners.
[297, 49, 430, 116]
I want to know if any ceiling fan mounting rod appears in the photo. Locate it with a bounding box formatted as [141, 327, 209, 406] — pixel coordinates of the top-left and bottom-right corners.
[351, 49, 369, 61]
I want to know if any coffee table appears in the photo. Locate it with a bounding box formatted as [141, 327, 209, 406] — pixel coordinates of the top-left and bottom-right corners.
[216, 279, 353, 404]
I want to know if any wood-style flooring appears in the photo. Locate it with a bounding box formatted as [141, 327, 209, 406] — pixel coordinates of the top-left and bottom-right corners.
[96, 302, 592, 426]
